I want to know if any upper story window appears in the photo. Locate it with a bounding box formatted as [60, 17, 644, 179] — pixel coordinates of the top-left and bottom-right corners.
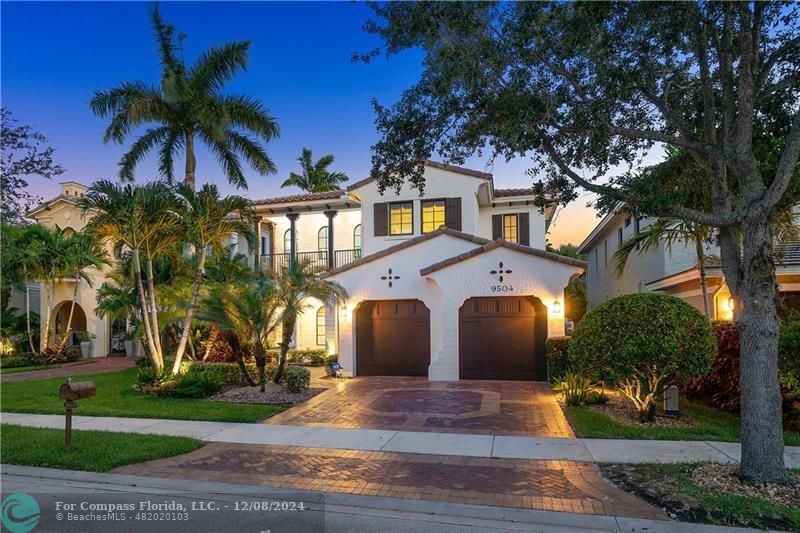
[617, 227, 623, 247]
[389, 202, 413, 236]
[421, 199, 446, 233]
[624, 216, 632, 227]
[503, 214, 518, 243]
[318, 227, 328, 253]
[283, 229, 297, 254]
[353, 224, 361, 251]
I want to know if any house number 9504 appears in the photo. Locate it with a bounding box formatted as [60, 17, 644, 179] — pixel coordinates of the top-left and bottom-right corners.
[491, 285, 514, 293]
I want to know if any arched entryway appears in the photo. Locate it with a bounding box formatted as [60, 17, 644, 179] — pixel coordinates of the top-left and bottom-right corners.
[53, 300, 87, 346]
[355, 299, 430, 376]
[458, 296, 548, 380]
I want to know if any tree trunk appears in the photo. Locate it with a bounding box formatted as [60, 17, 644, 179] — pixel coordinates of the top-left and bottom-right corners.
[227, 332, 256, 386]
[42, 280, 55, 349]
[145, 256, 164, 360]
[172, 248, 206, 374]
[184, 129, 196, 190]
[57, 272, 81, 352]
[695, 238, 710, 318]
[25, 279, 36, 353]
[133, 250, 161, 370]
[274, 318, 295, 384]
[734, 219, 787, 484]
[254, 344, 268, 392]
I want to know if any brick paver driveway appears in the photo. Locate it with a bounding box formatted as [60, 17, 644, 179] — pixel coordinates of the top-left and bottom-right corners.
[267, 377, 573, 437]
[115, 443, 662, 519]
[1, 356, 134, 382]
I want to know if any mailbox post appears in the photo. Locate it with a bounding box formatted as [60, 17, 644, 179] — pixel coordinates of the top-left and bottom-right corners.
[59, 378, 96, 451]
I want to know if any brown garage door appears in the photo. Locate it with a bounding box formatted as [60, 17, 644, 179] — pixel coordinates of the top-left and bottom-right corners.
[459, 296, 547, 380]
[356, 300, 430, 376]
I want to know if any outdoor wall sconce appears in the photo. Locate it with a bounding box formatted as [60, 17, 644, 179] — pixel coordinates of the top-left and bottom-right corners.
[727, 297, 735, 312]
[552, 299, 562, 314]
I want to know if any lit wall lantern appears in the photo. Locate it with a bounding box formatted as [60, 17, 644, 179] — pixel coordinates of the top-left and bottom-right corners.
[727, 297, 735, 312]
[552, 299, 562, 314]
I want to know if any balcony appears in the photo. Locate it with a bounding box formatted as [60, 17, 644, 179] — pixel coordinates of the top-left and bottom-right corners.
[260, 249, 362, 274]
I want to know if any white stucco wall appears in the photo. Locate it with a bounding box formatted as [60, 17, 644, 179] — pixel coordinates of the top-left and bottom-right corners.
[477, 204, 547, 249]
[353, 166, 485, 255]
[327, 233, 583, 380]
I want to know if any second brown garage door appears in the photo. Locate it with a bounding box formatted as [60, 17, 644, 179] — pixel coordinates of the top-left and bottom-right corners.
[356, 300, 430, 376]
[459, 296, 547, 381]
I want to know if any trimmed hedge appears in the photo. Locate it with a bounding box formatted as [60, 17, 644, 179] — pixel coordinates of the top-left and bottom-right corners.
[546, 336, 571, 383]
[569, 293, 716, 385]
[284, 366, 311, 392]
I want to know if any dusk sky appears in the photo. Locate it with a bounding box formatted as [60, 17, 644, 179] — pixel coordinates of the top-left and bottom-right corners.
[1, 1, 629, 246]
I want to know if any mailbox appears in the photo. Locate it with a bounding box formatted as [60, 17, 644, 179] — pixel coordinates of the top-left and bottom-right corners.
[59, 381, 96, 401]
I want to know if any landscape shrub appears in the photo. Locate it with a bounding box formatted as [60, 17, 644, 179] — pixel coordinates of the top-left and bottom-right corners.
[284, 365, 311, 392]
[570, 293, 716, 421]
[681, 320, 800, 412]
[65, 347, 83, 362]
[286, 349, 328, 366]
[0, 354, 35, 369]
[172, 369, 226, 398]
[556, 371, 593, 406]
[199, 329, 236, 363]
[545, 336, 571, 383]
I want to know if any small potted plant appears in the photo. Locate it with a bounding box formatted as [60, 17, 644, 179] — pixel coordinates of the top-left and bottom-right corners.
[75, 331, 96, 358]
[124, 330, 137, 358]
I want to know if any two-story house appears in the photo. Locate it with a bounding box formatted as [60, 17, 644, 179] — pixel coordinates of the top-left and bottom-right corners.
[577, 206, 800, 320]
[26, 161, 585, 381]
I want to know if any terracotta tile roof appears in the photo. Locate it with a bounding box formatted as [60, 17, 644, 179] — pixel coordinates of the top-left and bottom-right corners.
[419, 240, 587, 276]
[347, 160, 493, 192]
[321, 226, 491, 278]
[493, 188, 535, 198]
[251, 190, 346, 205]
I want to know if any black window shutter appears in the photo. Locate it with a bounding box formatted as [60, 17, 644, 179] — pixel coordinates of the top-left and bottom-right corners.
[492, 214, 502, 240]
[519, 212, 530, 246]
[374, 203, 388, 236]
[444, 197, 462, 231]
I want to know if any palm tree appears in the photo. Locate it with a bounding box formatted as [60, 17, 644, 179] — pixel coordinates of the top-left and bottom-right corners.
[170, 183, 255, 374]
[613, 219, 715, 318]
[90, 6, 279, 189]
[273, 260, 346, 383]
[281, 148, 349, 192]
[80, 180, 180, 370]
[56, 230, 110, 352]
[198, 278, 281, 391]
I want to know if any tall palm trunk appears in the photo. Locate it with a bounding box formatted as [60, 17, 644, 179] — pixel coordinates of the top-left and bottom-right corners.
[56, 272, 81, 352]
[226, 332, 256, 387]
[24, 273, 36, 353]
[133, 250, 161, 370]
[695, 238, 710, 318]
[42, 280, 56, 349]
[145, 256, 164, 359]
[172, 247, 207, 374]
[254, 343, 268, 392]
[274, 317, 295, 384]
[185, 129, 196, 189]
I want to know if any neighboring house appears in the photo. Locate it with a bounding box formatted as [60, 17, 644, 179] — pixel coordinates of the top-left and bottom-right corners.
[26, 162, 585, 382]
[576, 207, 800, 320]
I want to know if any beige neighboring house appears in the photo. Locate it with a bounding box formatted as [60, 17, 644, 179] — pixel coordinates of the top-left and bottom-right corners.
[577, 207, 800, 320]
[26, 162, 585, 383]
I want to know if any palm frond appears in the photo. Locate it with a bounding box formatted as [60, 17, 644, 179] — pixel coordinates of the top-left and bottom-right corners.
[222, 94, 280, 140]
[226, 130, 277, 176]
[118, 127, 171, 181]
[157, 128, 184, 183]
[199, 129, 247, 189]
[189, 41, 250, 93]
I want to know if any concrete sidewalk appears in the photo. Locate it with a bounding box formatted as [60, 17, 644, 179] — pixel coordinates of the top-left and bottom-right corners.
[0, 464, 754, 532]
[2, 412, 799, 467]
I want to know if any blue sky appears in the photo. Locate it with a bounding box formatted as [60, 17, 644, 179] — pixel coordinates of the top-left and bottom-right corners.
[2, 1, 602, 245]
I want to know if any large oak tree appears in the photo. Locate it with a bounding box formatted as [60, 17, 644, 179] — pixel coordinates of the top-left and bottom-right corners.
[362, 2, 800, 483]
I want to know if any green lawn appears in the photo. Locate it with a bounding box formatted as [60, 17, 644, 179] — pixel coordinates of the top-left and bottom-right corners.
[601, 463, 800, 530]
[0, 364, 52, 374]
[0, 368, 286, 423]
[566, 399, 800, 446]
[0, 424, 202, 472]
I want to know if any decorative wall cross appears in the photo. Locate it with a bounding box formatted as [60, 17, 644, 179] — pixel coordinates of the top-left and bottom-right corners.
[490, 261, 512, 282]
[380, 268, 400, 288]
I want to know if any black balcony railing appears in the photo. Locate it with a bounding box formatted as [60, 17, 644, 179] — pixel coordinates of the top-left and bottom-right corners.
[260, 249, 362, 274]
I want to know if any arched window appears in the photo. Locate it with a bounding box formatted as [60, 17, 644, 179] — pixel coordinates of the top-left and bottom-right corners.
[316, 307, 326, 346]
[283, 229, 294, 254]
[318, 227, 328, 253]
[353, 224, 362, 252]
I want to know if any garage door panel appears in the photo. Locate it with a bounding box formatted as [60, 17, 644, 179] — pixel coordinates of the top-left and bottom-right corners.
[356, 300, 430, 376]
[459, 296, 547, 381]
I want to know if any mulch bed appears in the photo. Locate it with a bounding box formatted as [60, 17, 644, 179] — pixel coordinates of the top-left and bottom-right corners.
[601, 463, 800, 531]
[211, 382, 327, 405]
[584, 392, 694, 428]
